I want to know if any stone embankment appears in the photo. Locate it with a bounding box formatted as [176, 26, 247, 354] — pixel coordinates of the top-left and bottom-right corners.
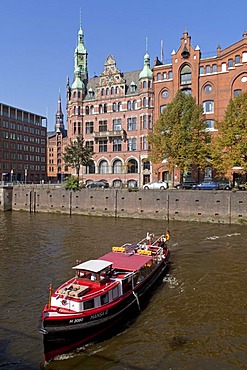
[0, 185, 246, 224]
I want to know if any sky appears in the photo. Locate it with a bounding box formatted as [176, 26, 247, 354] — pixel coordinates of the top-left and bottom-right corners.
[0, 0, 246, 131]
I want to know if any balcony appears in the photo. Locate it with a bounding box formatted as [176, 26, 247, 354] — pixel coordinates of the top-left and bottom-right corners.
[93, 130, 125, 139]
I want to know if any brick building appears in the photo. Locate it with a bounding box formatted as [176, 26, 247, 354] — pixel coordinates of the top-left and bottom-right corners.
[0, 102, 47, 183]
[153, 30, 247, 184]
[48, 24, 247, 186]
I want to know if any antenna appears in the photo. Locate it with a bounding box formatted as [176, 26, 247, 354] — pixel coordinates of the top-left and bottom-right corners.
[146, 37, 148, 54]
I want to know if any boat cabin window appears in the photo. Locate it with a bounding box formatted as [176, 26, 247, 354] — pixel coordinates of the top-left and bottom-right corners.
[112, 286, 119, 300]
[100, 292, 109, 305]
[84, 299, 95, 310]
[122, 276, 132, 293]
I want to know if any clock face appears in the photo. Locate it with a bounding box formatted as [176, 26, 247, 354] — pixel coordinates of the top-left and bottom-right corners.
[78, 55, 84, 61]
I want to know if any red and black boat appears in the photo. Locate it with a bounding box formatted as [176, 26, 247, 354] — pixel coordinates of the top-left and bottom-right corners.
[39, 231, 171, 363]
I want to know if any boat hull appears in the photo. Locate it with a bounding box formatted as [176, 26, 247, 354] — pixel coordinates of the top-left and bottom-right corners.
[40, 254, 170, 362]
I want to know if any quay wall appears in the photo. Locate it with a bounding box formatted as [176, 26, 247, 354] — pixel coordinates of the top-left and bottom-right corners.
[3, 185, 247, 224]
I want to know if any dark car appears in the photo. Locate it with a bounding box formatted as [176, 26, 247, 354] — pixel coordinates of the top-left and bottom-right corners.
[175, 181, 198, 189]
[87, 181, 109, 188]
[192, 181, 219, 190]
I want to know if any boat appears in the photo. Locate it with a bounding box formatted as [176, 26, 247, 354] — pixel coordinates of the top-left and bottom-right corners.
[39, 231, 171, 363]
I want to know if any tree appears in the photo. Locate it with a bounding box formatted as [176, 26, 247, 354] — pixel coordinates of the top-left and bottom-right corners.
[63, 136, 93, 179]
[211, 92, 247, 176]
[148, 91, 210, 176]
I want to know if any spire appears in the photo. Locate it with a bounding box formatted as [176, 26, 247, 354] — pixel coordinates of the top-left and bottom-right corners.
[73, 12, 88, 86]
[139, 37, 153, 80]
[55, 91, 64, 131]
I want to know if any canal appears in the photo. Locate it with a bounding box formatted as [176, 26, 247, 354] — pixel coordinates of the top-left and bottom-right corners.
[0, 212, 246, 369]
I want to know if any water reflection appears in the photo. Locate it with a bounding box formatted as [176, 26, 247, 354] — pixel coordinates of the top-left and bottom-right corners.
[0, 212, 246, 369]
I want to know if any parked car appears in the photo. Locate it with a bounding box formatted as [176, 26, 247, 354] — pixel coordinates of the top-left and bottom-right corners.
[143, 181, 168, 190]
[175, 181, 198, 189]
[86, 181, 109, 188]
[216, 181, 232, 190]
[238, 182, 247, 191]
[192, 181, 219, 190]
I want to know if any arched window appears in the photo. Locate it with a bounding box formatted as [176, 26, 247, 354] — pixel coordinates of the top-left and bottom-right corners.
[99, 104, 103, 114]
[111, 87, 114, 95]
[85, 106, 89, 115]
[113, 159, 122, 174]
[132, 100, 137, 110]
[148, 97, 151, 107]
[90, 105, 94, 114]
[143, 97, 146, 107]
[101, 89, 104, 96]
[157, 73, 161, 81]
[118, 102, 122, 111]
[180, 65, 191, 85]
[127, 101, 131, 110]
[106, 88, 109, 96]
[99, 160, 108, 174]
[104, 104, 107, 113]
[143, 81, 147, 88]
[112, 102, 116, 112]
[127, 159, 138, 173]
[203, 100, 214, 113]
[115, 86, 119, 94]
[86, 160, 95, 174]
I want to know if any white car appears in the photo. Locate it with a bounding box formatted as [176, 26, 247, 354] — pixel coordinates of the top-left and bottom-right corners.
[143, 181, 168, 190]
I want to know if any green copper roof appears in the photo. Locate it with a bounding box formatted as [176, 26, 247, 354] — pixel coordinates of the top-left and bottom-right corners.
[139, 52, 153, 79]
[72, 67, 85, 89]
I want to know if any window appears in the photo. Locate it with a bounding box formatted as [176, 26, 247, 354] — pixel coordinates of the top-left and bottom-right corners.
[132, 100, 137, 110]
[162, 90, 169, 99]
[168, 71, 173, 79]
[212, 64, 217, 73]
[106, 88, 109, 96]
[86, 121, 94, 134]
[113, 139, 122, 152]
[84, 299, 94, 310]
[160, 105, 167, 113]
[127, 158, 138, 172]
[148, 115, 152, 129]
[112, 286, 119, 300]
[115, 86, 119, 94]
[85, 141, 94, 152]
[85, 159, 95, 174]
[205, 120, 214, 130]
[99, 104, 103, 114]
[163, 72, 167, 80]
[235, 55, 241, 64]
[143, 160, 150, 170]
[127, 117, 137, 131]
[113, 118, 122, 131]
[100, 293, 109, 305]
[206, 65, 210, 74]
[101, 89, 104, 96]
[242, 52, 247, 63]
[234, 89, 242, 97]
[104, 104, 107, 113]
[221, 63, 226, 72]
[113, 159, 122, 173]
[228, 59, 233, 68]
[143, 81, 147, 88]
[99, 159, 108, 172]
[199, 66, 204, 75]
[180, 65, 191, 85]
[142, 115, 147, 129]
[127, 101, 131, 110]
[203, 100, 214, 113]
[99, 120, 107, 132]
[111, 87, 114, 95]
[90, 105, 94, 114]
[143, 97, 146, 107]
[118, 102, 122, 111]
[141, 136, 147, 150]
[204, 84, 212, 93]
[99, 140, 107, 153]
[157, 73, 161, 81]
[127, 138, 137, 151]
[112, 102, 116, 112]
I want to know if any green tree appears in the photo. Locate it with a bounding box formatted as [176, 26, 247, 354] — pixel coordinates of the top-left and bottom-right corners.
[63, 136, 93, 179]
[211, 92, 247, 176]
[148, 91, 210, 176]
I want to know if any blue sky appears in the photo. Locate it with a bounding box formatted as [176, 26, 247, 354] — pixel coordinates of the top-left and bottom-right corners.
[0, 0, 246, 131]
